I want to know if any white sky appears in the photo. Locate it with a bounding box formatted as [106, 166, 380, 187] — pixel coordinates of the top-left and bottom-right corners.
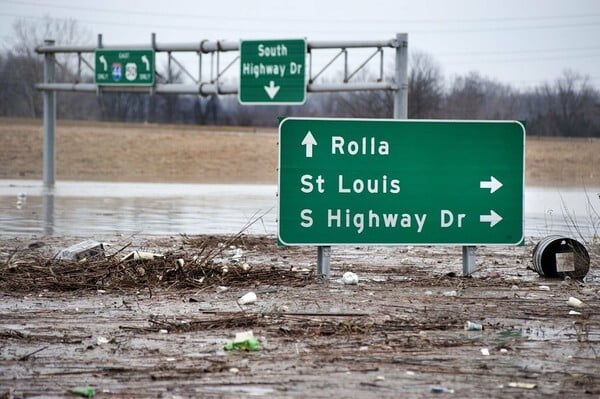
[0, 0, 599, 90]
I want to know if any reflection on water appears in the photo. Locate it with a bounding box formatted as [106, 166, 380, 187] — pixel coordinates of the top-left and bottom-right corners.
[1, 181, 276, 237]
[525, 186, 599, 239]
[1, 180, 598, 239]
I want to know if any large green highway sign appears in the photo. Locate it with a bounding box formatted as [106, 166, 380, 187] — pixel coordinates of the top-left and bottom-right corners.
[95, 49, 155, 86]
[239, 39, 306, 104]
[278, 118, 525, 245]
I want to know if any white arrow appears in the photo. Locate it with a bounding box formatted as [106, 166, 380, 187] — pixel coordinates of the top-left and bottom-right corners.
[99, 55, 107, 71]
[264, 81, 280, 99]
[480, 176, 503, 194]
[141, 55, 150, 71]
[480, 210, 503, 227]
[301, 131, 317, 158]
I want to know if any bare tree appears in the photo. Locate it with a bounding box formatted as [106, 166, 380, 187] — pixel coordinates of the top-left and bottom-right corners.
[408, 51, 443, 118]
[0, 17, 91, 117]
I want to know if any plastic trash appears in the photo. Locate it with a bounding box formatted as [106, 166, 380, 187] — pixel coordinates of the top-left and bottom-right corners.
[121, 251, 164, 261]
[480, 348, 490, 356]
[464, 321, 483, 331]
[240, 262, 251, 271]
[228, 247, 244, 263]
[16, 192, 27, 209]
[56, 240, 105, 261]
[508, 382, 536, 389]
[237, 291, 257, 305]
[567, 296, 584, 308]
[342, 271, 359, 285]
[70, 386, 95, 398]
[431, 386, 454, 393]
[224, 330, 260, 351]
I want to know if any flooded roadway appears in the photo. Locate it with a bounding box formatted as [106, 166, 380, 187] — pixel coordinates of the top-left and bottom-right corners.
[0, 179, 598, 239]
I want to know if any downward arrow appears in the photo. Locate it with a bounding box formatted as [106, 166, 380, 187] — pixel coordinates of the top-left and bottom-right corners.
[99, 55, 107, 71]
[480, 176, 503, 193]
[264, 81, 280, 99]
[480, 210, 503, 227]
[141, 55, 150, 71]
[301, 131, 317, 158]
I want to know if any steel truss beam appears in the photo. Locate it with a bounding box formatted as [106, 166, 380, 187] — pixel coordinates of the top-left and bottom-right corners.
[36, 34, 406, 97]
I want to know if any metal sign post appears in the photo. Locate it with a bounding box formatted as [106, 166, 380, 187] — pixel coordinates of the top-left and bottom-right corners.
[42, 39, 56, 188]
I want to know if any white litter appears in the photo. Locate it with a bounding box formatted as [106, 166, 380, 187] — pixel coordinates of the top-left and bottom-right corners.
[234, 330, 254, 343]
[342, 272, 359, 285]
[240, 262, 251, 271]
[567, 296, 584, 308]
[238, 291, 257, 305]
[122, 251, 164, 261]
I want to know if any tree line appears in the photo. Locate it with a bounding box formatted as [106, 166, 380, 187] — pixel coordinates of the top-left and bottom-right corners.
[1, 18, 599, 137]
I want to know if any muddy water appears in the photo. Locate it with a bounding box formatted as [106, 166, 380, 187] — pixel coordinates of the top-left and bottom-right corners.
[0, 179, 598, 238]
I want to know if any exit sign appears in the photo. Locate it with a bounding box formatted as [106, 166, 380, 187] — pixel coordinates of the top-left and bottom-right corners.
[278, 118, 525, 246]
[95, 49, 154, 86]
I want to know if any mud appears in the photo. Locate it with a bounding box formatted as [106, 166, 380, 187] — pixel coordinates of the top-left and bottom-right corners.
[1, 234, 599, 398]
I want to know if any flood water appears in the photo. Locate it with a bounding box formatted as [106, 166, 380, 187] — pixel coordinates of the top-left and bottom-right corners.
[1, 179, 598, 240]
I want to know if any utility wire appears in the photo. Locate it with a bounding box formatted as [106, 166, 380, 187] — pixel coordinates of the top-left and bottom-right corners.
[1, 0, 599, 25]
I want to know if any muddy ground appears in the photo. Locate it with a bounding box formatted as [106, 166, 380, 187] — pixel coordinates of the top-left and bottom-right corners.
[1, 234, 599, 398]
[1, 118, 599, 397]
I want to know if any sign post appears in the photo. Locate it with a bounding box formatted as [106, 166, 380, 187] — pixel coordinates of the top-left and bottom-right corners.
[239, 39, 306, 104]
[278, 118, 525, 248]
[95, 49, 155, 86]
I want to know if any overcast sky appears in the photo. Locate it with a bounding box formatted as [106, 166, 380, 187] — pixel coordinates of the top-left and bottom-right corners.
[0, 0, 599, 90]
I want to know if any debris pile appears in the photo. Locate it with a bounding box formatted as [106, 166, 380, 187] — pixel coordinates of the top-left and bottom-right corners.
[0, 235, 313, 292]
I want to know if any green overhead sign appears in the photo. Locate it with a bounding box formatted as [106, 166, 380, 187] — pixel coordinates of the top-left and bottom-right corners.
[239, 39, 306, 104]
[95, 49, 154, 86]
[278, 118, 525, 246]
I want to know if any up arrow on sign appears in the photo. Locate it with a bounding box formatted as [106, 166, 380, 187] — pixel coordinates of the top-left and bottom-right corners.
[301, 131, 317, 158]
[141, 55, 150, 71]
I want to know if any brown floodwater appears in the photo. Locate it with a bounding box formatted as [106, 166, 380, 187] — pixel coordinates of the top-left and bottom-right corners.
[1, 179, 598, 239]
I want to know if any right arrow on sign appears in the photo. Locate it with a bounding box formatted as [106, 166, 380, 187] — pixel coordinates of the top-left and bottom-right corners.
[264, 81, 280, 99]
[480, 210, 503, 227]
[480, 176, 503, 193]
[301, 131, 317, 158]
